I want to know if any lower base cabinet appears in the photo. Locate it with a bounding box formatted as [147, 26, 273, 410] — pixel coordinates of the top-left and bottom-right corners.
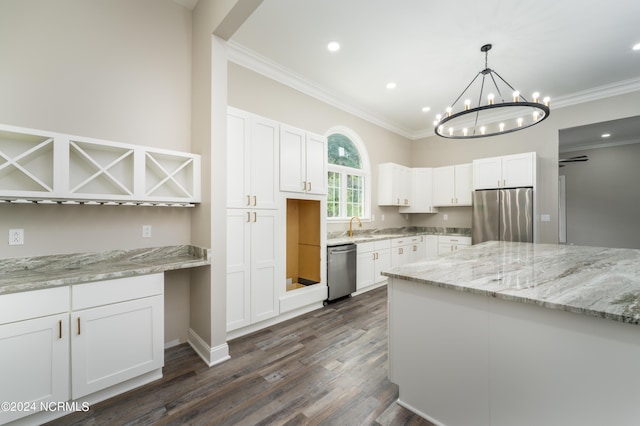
[0, 274, 164, 425]
[437, 235, 472, 255]
[356, 240, 391, 292]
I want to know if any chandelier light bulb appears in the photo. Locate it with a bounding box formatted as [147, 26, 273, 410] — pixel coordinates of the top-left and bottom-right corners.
[464, 99, 471, 110]
[533, 111, 540, 121]
[448, 127, 454, 136]
[480, 126, 486, 135]
[517, 117, 524, 127]
[433, 120, 439, 126]
[532, 92, 540, 103]
[488, 93, 495, 105]
[438, 125, 444, 134]
[513, 91, 520, 102]
[446, 107, 452, 117]
[436, 114, 442, 121]
[499, 122, 505, 132]
[463, 128, 468, 136]
[543, 96, 551, 107]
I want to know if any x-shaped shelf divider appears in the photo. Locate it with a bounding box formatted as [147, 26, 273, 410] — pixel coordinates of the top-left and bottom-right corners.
[145, 152, 193, 198]
[0, 138, 54, 192]
[69, 141, 134, 195]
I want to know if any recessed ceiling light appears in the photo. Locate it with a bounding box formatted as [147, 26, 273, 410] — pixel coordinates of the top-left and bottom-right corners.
[386, 82, 397, 90]
[422, 107, 431, 112]
[633, 43, 640, 51]
[601, 133, 611, 138]
[327, 41, 340, 52]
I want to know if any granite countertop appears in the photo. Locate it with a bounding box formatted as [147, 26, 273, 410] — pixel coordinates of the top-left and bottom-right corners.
[0, 245, 211, 295]
[382, 241, 640, 325]
[327, 226, 471, 246]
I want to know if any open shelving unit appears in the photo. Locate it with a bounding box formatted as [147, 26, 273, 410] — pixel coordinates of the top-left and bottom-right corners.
[0, 124, 200, 206]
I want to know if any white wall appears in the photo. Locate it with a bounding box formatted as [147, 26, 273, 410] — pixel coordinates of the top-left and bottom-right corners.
[0, 0, 193, 345]
[227, 62, 414, 233]
[561, 142, 640, 249]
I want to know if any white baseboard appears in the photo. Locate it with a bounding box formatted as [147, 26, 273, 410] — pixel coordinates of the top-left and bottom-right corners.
[188, 328, 230, 367]
[226, 302, 323, 340]
[396, 398, 447, 426]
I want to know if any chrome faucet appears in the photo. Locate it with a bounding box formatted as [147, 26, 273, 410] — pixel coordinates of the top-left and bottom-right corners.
[349, 216, 362, 237]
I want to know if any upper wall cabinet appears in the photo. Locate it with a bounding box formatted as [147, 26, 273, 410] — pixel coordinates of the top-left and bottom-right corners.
[0, 124, 201, 205]
[227, 107, 279, 210]
[473, 152, 536, 190]
[378, 162, 411, 206]
[399, 168, 438, 214]
[432, 163, 472, 207]
[279, 125, 327, 195]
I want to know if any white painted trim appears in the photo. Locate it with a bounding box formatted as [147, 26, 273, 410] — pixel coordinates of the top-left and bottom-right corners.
[558, 175, 566, 244]
[226, 302, 324, 340]
[188, 328, 231, 367]
[352, 280, 387, 297]
[227, 41, 640, 140]
[396, 399, 448, 426]
[559, 137, 640, 153]
[227, 41, 414, 139]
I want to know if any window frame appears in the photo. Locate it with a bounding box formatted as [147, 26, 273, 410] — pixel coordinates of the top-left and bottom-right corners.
[325, 126, 371, 223]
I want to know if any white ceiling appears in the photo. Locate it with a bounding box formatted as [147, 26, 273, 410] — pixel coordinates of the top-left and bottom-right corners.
[230, 0, 640, 140]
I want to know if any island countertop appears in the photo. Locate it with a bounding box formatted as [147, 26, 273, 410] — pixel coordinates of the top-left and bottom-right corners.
[0, 245, 211, 295]
[382, 241, 640, 325]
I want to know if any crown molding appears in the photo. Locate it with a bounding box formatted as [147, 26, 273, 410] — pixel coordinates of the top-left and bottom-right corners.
[227, 41, 414, 139]
[227, 41, 640, 141]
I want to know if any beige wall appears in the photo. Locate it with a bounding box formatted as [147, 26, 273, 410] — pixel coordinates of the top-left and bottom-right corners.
[227, 62, 414, 233]
[0, 0, 193, 345]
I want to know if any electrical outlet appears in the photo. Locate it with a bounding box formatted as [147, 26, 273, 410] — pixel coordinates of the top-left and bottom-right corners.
[443, 214, 448, 221]
[381, 214, 385, 221]
[142, 225, 152, 238]
[541, 214, 551, 222]
[8, 229, 24, 245]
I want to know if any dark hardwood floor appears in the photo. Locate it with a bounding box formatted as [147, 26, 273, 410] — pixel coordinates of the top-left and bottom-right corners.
[47, 286, 434, 426]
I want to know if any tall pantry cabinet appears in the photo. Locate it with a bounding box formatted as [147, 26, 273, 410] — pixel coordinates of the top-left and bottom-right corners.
[226, 108, 280, 331]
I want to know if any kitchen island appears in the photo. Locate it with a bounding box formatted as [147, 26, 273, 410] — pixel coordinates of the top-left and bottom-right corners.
[383, 241, 640, 426]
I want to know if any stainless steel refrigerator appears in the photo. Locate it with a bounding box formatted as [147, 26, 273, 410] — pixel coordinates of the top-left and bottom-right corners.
[472, 188, 533, 244]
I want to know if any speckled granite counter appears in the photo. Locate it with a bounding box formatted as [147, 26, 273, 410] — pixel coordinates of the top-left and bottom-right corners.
[327, 226, 470, 246]
[383, 241, 640, 325]
[0, 245, 211, 295]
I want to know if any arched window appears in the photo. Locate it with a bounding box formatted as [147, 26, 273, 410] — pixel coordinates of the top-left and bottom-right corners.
[326, 126, 371, 221]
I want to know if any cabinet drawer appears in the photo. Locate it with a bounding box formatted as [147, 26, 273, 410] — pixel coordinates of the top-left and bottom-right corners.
[72, 273, 164, 310]
[391, 237, 412, 248]
[438, 235, 471, 245]
[357, 241, 374, 253]
[0, 286, 70, 325]
[374, 239, 391, 250]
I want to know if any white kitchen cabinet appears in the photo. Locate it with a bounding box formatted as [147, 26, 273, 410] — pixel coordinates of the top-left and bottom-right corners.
[227, 107, 279, 209]
[433, 163, 472, 206]
[391, 237, 414, 267]
[280, 125, 327, 195]
[71, 274, 164, 399]
[399, 168, 438, 214]
[0, 288, 70, 425]
[426, 235, 438, 258]
[437, 235, 472, 255]
[356, 239, 391, 293]
[226, 208, 279, 332]
[378, 163, 411, 206]
[473, 152, 535, 189]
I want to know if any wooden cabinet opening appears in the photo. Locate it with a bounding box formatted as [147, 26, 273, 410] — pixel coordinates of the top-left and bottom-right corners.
[286, 199, 321, 292]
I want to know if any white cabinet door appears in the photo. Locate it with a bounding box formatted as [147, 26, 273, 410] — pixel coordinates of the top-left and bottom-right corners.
[410, 236, 427, 262]
[0, 314, 69, 424]
[433, 166, 455, 206]
[426, 235, 438, 258]
[226, 209, 252, 331]
[227, 108, 279, 209]
[71, 295, 163, 399]
[473, 156, 502, 190]
[503, 152, 534, 187]
[454, 163, 473, 205]
[378, 163, 411, 206]
[374, 248, 391, 283]
[250, 116, 279, 209]
[305, 132, 327, 195]
[279, 125, 306, 193]
[227, 108, 251, 209]
[399, 168, 438, 214]
[280, 127, 327, 195]
[356, 247, 375, 291]
[250, 209, 279, 323]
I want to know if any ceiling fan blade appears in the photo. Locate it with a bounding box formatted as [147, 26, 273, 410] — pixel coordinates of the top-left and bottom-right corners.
[559, 155, 589, 163]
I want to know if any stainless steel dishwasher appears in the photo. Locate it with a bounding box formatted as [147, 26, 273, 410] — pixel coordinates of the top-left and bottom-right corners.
[326, 243, 357, 302]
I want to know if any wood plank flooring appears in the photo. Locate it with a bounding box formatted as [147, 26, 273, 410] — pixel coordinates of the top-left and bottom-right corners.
[46, 286, 434, 426]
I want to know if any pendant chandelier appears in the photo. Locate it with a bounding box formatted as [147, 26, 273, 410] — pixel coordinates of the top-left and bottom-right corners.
[434, 44, 550, 139]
